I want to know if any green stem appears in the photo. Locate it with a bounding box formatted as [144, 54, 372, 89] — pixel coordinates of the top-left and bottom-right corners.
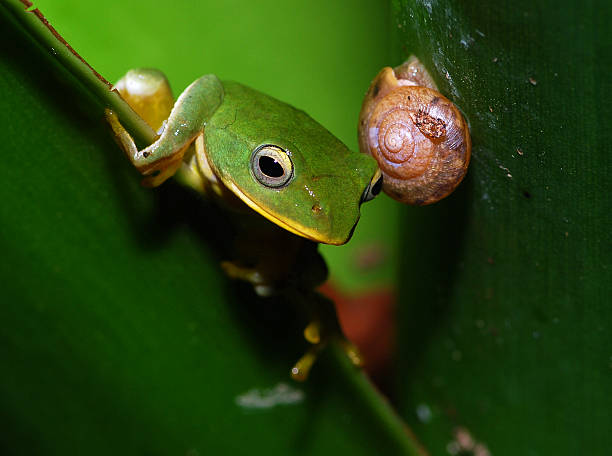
[330, 341, 429, 456]
[1, 1, 427, 454]
[295, 290, 426, 455]
[0, 0, 155, 146]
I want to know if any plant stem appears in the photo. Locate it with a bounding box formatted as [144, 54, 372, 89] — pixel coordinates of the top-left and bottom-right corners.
[330, 341, 428, 456]
[0, 0, 155, 147]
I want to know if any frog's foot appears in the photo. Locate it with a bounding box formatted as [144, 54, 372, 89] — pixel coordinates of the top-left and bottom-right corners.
[113, 68, 175, 133]
[337, 338, 364, 368]
[290, 343, 325, 382]
[303, 319, 322, 344]
[104, 109, 191, 187]
[290, 320, 364, 381]
[220, 261, 276, 297]
[290, 320, 326, 381]
[105, 72, 223, 187]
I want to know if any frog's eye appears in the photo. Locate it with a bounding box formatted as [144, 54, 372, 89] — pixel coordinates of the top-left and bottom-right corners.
[361, 169, 383, 203]
[250, 144, 294, 188]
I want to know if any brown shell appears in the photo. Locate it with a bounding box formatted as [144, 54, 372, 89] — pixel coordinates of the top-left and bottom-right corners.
[358, 58, 471, 206]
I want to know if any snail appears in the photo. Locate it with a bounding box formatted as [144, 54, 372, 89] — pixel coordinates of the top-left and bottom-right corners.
[358, 56, 471, 205]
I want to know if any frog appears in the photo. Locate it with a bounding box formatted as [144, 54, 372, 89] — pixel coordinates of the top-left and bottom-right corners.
[105, 69, 383, 379]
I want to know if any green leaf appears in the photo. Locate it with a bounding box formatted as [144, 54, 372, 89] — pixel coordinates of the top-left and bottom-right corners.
[0, 2, 421, 455]
[392, 1, 611, 454]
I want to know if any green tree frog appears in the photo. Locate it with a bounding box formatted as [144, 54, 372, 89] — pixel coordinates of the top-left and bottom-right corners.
[105, 69, 382, 379]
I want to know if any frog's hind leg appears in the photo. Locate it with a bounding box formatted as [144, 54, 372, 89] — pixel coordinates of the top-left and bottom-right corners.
[291, 343, 325, 382]
[106, 71, 224, 187]
[290, 320, 364, 381]
[290, 293, 365, 381]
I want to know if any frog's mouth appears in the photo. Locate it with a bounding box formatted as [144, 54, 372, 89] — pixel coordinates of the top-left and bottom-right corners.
[224, 180, 351, 246]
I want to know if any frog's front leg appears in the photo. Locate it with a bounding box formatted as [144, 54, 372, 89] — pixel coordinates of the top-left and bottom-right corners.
[220, 261, 276, 297]
[219, 240, 303, 297]
[106, 70, 224, 187]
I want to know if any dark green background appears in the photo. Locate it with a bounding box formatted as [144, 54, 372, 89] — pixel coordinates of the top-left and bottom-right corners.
[392, 0, 611, 454]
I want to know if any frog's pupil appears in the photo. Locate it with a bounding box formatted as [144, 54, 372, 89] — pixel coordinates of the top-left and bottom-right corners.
[259, 155, 284, 178]
[372, 176, 383, 196]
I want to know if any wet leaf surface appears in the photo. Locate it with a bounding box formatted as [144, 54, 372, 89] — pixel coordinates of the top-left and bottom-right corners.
[392, 1, 611, 454]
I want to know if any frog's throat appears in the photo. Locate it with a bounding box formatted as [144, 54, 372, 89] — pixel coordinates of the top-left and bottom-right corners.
[224, 181, 347, 246]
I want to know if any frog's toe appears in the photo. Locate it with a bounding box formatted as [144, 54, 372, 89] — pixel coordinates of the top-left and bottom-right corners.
[140, 159, 183, 187]
[303, 320, 322, 344]
[220, 261, 277, 296]
[253, 284, 275, 297]
[338, 338, 364, 367]
[290, 344, 324, 382]
[221, 260, 260, 282]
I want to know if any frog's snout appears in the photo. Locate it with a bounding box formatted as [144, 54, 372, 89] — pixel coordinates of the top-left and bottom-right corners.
[295, 179, 363, 246]
[309, 201, 359, 246]
[305, 200, 338, 244]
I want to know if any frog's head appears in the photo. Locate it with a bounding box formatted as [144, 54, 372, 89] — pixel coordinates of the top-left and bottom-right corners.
[204, 82, 382, 245]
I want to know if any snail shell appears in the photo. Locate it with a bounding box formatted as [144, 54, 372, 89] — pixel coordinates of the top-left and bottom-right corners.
[358, 56, 471, 205]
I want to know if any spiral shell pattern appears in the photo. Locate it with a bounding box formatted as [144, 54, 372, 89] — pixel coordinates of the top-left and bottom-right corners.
[358, 59, 471, 206]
